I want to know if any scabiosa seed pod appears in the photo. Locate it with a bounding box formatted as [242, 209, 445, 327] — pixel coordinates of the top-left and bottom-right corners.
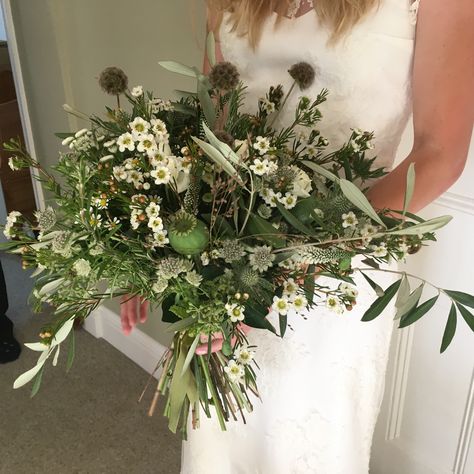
[209, 61, 240, 91]
[213, 130, 235, 148]
[288, 62, 316, 90]
[98, 66, 129, 95]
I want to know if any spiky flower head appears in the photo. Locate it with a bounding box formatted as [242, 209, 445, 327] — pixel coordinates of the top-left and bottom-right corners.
[209, 61, 240, 91]
[98, 66, 129, 95]
[51, 231, 72, 257]
[218, 240, 246, 263]
[214, 130, 235, 148]
[297, 246, 350, 265]
[35, 206, 56, 232]
[237, 266, 260, 289]
[288, 62, 316, 90]
[169, 210, 197, 237]
[157, 257, 193, 280]
[248, 245, 275, 273]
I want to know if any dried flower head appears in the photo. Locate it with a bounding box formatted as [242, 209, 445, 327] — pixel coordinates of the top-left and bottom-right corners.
[209, 62, 240, 91]
[35, 206, 56, 232]
[98, 66, 129, 96]
[218, 240, 246, 263]
[288, 62, 316, 90]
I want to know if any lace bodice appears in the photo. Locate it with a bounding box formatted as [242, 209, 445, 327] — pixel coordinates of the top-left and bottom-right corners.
[220, 0, 420, 172]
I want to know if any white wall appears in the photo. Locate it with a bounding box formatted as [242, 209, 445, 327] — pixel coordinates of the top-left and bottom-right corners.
[0, 5, 7, 41]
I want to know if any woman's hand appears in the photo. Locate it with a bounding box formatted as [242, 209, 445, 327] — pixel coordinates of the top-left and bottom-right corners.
[120, 295, 149, 335]
[195, 323, 252, 355]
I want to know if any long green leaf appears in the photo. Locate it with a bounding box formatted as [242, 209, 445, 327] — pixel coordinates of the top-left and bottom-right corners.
[302, 161, 338, 182]
[66, 330, 75, 372]
[166, 316, 195, 333]
[30, 366, 45, 398]
[276, 202, 314, 235]
[360, 272, 385, 297]
[403, 163, 416, 216]
[181, 335, 200, 376]
[440, 304, 457, 353]
[197, 77, 216, 127]
[457, 304, 474, 332]
[202, 123, 242, 166]
[395, 275, 411, 308]
[399, 295, 438, 328]
[339, 179, 386, 227]
[387, 216, 452, 236]
[279, 314, 288, 338]
[246, 213, 286, 248]
[158, 61, 197, 78]
[206, 32, 216, 67]
[394, 283, 424, 320]
[361, 279, 402, 322]
[192, 137, 237, 177]
[444, 290, 474, 309]
[304, 264, 316, 305]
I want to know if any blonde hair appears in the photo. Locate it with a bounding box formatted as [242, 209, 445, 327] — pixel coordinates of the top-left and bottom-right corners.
[207, 0, 379, 47]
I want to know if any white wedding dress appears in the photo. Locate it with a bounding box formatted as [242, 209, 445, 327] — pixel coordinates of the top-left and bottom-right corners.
[181, 1, 420, 472]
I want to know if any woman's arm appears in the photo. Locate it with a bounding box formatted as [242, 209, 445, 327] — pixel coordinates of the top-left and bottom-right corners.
[203, 6, 225, 74]
[367, 0, 474, 213]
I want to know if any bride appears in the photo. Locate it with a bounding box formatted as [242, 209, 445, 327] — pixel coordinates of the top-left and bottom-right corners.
[122, 0, 473, 472]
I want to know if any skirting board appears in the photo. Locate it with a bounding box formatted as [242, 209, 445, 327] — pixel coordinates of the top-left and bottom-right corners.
[83, 305, 167, 378]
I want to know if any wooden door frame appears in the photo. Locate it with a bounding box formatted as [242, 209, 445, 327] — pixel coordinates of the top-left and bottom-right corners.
[0, 0, 46, 211]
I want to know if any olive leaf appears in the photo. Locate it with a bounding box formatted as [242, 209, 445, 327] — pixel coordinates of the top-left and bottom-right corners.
[361, 279, 402, 322]
[456, 304, 474, 332]
[394, 283, 424, 320]
[302, 161, 338, 182]
[444, 290, 474, 309]
[279, 314, 288, 338]
[192, 137, 237, 177]
[206, 31, 217, 67]
[202, 122, 242, 167]
[276, 202, 314, 236]
[197, 77, 216, 128]
[158, 60, 198, 78]
[440, 304, 457, 353]
[360, 272, 385, 297]
[399, 295, 438, 328]
[387, 216, 452, 236]
[403, 163, 416, 216]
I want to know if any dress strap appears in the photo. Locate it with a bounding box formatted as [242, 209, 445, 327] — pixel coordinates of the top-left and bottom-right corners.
[410, 0, 421, 25]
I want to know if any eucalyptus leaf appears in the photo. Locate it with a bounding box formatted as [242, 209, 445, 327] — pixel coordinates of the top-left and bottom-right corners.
[361, 279, 402, 322]
[387, 216, 452, 236]
[403, 163, 416, 215]
[158, 61, 198, 78]
[339, 179, 386, 227]
[440, 304, 457, 353]
[444, 290, 474, 309]
[192, 137, 237, 177]
[399, 295, 438, 328]
[394, 283, 424, 320]
[38, 278, 65, 297]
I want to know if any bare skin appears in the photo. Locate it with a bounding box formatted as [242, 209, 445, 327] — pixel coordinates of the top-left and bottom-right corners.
[120, 2, 474, 349]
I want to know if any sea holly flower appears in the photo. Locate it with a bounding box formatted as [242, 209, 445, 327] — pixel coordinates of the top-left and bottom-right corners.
[234, 346, 255, 365]
[35, 207, 56, 232]
[272, 296, 291, 316]
[248, 245, 275, 273]
[117, 132, 135, 152]
[225, 303, 245, 323]
[342, 211, 358, 228]
[224, 360, 245, 384]
[326, 296, 344, 314]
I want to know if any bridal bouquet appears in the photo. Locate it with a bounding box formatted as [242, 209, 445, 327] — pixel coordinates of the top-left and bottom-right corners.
[2, 37, 473, 437]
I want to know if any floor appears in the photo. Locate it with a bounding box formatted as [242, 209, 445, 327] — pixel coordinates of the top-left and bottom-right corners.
[0, 254, 182, 474]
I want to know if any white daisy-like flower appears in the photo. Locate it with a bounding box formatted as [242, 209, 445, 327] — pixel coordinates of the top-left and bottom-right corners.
[148, 216, 164, 232]
[150, 166, 171, 185]
[272, 296, 291, 316]
[261, 188, 282, 208]
[73, 258, 91, 277]
[150, 119, 169, 143]
[92, 195, 109, 210]
[153, 229, 169, 247]
[126, 170, 144, 188]
[253, 136, 271, 155]
[136, 134, 157, 154]
[371, 242, 388, 258]
[185, 270, 202, 287]
[225, 303, 245, 323]
[283, 278, 299, 297]
[112, 166, 128, 181]
[342, 211, 358, 228]
[292, 168, 312, 198]
[145, 202, 160, 218]
[279, 192, 298, 210]
[129, 117, 150, 138]
[117, 132, 135, 152]
[105, 217, 121, 230]
[248, 245, 275, 272]
[249, 158, 271, 176]
[350, 140, 361, 153]
[149, 151, 169, 167]
[131, 85, 144, 97]
[259, 97, 275, 114]
[398, 241, 410, 258]
[291, 294, 308, 312]
[89, 212, 103, 228]
[326, 295, 344, 314]
[305, 144, 318, 158]
[200, 252, 210, 266]
[130, 209, 143, 230]
[360, 223, 379, 238]
[234, 346, 255, 365]
[224, 360, 245, 384]
[339, 282, 358, 299]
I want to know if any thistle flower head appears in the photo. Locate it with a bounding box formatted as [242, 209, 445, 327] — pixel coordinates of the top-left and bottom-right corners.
[98, 66, 129, 95]
[288, 62, 316, 90]
[209, 61, 240, 90]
